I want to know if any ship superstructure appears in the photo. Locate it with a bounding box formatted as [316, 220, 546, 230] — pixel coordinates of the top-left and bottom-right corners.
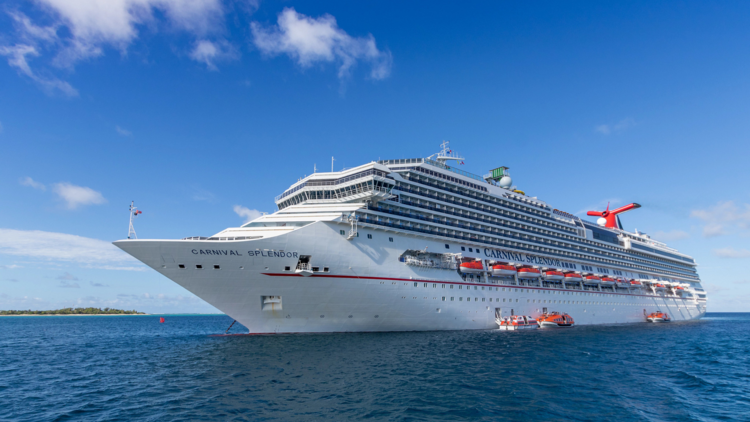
[115, 143, 706, 333]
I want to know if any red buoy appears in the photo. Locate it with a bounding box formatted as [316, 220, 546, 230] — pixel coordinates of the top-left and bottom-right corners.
[159, 317, 165, 323]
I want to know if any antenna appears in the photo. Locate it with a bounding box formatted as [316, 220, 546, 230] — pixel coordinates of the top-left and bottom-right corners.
[331, 156, 335, 172]
[427, 140, 464, 164]
[128, 201, 142, 239]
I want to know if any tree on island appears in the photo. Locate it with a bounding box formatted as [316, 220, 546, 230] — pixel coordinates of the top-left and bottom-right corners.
[0, 307, 145, 315]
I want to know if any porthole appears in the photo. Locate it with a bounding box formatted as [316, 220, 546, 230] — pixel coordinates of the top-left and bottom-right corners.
[178, 264, 185, 269]
[213, 265, 220, 269]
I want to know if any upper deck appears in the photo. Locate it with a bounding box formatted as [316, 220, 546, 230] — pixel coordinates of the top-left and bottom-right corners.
[270, 146, 698, 282]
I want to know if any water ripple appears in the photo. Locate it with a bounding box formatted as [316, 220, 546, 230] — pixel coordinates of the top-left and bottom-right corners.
[1, 313, 748, 421]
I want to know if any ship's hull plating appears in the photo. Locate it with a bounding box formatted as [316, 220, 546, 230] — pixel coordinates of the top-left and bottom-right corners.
[115, 222, 706, 333]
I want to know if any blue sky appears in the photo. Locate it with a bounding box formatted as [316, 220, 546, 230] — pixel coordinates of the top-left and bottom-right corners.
[1, 1, 749, 313]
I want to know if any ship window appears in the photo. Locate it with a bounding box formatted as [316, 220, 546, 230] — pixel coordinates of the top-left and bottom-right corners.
[461, 246, 466, 251]
[442, 297, 446, 301]
[469, 248, 473, 252]
[450, 285, 454, 289]
[312, 267, 319, 272]
[414, 282, 418, 287]
[284, 266, 291, 271]
[367, 234, 373, 239]
[444, 244, 450, 249]
[323, 267, 329, 272]
[389, 237, 393, 242]
[196, 265, 202, 269]
[214, 265, 220, 269]
[451, 297, 455, 301]
[459, 297, 463, 301]
[178, 264, 185, 269]
[482, 298, 485, 302]
[442, 284, 445, 288]
[424, 283, 428, 287]
[459, 285, 462, 289]
[340, 230, 345, 235]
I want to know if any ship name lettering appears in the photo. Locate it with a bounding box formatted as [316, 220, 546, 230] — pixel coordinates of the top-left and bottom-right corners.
[247, 251, 298, 258]
[483, 248, 562, 267]
[191, 249, 243, 256]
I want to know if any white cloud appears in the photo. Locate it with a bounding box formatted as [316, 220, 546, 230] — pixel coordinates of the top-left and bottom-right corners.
[36, 0, 225, 66]
[714, 248, 750, 259]
[115, 125, 132, 136]
[233, 205, 262, 223]
[90, 281, 109, 287]
[20, 176, 46, 191]
[53, 182, 107, 209]
[0, 228, 140, 266]
[189, 39, 236, 70]
[1, 1, 230, 95]
[691, 201, 750, 237]
[595, 118, 635, 135]
[652, 230, 689, 242]
[0, 44, 78, 96]
[251, 8, 392, 80]
[57, 272, 79, 281]
[9, 11, 59, 44]
[0, 264, 23, 269]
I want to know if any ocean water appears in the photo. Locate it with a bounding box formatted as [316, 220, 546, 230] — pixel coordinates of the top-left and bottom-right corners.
[1, 313, 748, 421]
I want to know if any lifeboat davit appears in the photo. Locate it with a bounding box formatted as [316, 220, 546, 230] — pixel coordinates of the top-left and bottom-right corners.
[647, 312, 671, 322]
[600, 277, 616, 286]
[654, 284, 667, 292]
[615, 278, 629, 288]
[491, 264, 517, 277]
[459, 261, 484, 274]
[584, 275, 601, 284]
[563, 272, 582, 283]
[496, 315, 539, 330]
[538, 312, 575, 328]
[542, 270, 564, 281]
[517, 268, 541, 279]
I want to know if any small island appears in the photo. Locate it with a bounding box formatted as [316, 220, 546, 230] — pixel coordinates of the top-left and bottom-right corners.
[0, 307, 146, 316]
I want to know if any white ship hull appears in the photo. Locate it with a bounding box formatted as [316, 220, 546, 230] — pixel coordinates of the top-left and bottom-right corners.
[115, 222, 706, 334]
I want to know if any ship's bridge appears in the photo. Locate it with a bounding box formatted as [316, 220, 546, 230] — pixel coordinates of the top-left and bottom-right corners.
[275, 162, 395, 209]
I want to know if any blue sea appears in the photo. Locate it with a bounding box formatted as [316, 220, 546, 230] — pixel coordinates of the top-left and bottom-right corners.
[1, 313, 748, 421]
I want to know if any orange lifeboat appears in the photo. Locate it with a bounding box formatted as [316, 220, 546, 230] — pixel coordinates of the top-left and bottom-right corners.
[600, 277, 616, 286]
[542, 270, 564, 281]
[459, 261, 484, 274]
[517, 268, 541, 279]
[654, 284, 667, 292]
[584, 275, 601, 284]
[563, 272, 582, 283]
[674, 286, 686, 295]
[538, 312, 575, 328]
[496, 315, 539, 330]
[629, 279, 642, 287]
[647, 311, 670, 322]
[491, 264, 517, 277]
[615, 278, 629, 288]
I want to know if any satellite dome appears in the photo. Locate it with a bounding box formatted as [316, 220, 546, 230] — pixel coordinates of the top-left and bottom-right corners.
[499, 176, 512, 189]
[597, 217, 607, 226]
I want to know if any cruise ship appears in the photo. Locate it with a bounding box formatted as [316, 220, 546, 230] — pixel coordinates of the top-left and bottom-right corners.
[114, 143, 706, 333]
